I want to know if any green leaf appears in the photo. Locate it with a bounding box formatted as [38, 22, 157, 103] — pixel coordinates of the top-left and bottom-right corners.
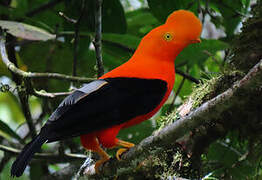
[102, 42, 132, 70]
[1, 158, 29, 180]
[30, 162, 44, 180]
[103, 33, 140, 49]
[207, 142, 239, 167]
[210, 0, 249, 38]
[0, 119, 23, 143]
[102, 0, 127, 33]
[0, 93, 25, 124]
[0, 20, 55, 41]
[64, 0, 127, 34]
[147, 0, 198, 23]
[176, 39, 229, 68]
[126, 8, 159, 36]
[0, 56, 11, 77]
[206, 140, 258, 179]
[117, 120, 156, 144]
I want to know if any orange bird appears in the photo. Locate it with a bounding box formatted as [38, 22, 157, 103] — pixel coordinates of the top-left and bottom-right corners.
[11, 10, 202, 177]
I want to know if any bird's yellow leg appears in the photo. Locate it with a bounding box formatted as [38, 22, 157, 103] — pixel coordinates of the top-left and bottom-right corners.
[94, 146, 110, 173]
[81, 134, 110, 173]
[116, 139, 135, 160]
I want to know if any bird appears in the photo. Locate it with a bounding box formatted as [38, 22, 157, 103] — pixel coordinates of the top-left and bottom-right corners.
[11, 10, 202, 177]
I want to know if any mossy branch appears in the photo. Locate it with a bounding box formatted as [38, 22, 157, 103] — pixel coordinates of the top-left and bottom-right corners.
[81, 59, 262, 179]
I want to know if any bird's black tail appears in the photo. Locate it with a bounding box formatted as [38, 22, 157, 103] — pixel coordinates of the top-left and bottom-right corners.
[11, 134, 47, 177]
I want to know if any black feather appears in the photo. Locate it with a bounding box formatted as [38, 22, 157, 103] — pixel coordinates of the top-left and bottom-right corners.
[44, 78, 167, 142]
[11, 133, 47, 177]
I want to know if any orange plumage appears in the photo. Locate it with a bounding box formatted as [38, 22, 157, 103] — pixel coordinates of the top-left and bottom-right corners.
[80, 9, 202, 170]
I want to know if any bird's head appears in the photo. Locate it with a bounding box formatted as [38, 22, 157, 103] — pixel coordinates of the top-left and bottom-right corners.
[164, 10, 202, 45]
[135, 10, 202, 60]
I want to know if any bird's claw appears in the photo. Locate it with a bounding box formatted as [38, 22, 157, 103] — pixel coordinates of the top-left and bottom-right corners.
[116, 148, 128, 160]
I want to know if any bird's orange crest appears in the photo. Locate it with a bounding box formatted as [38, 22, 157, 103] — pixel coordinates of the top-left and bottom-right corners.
[165, 10, 202, 44]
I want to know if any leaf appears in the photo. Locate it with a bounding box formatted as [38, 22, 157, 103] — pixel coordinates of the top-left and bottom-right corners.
[64, 0, 127, 34]
[0, 93, 25, 124]
[176, 39, 229, 68]
[117, 120, 156, 144]
[210, 0, 250, 38]
[0, 56, 11, 77]
[102, 43, 132, 70]
[126, 8, 159, 36]
[102, 0, 127, 33]
[103, 33, 141, 49]
[0, 20, 55, 41]
[1, 159, 29, 180]
[0, 119, 23, 143]
[30, 162, 44, 180]
[207, 142, 239, 167]
[206, 140, 257, 179]
[147, 0, 198, 23]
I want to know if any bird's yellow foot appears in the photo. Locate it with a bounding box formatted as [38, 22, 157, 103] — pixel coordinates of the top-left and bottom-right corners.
[94, 156, 110, 173]
[116, 139, 135, 160]
[94, 146, 110, 173]
[116, 148, 128, 160]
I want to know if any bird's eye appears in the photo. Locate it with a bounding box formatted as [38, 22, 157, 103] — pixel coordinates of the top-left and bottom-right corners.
[163, 32, 173, 41]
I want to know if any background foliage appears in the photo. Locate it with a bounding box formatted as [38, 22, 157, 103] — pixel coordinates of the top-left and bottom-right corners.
[0, 0, 259, 179]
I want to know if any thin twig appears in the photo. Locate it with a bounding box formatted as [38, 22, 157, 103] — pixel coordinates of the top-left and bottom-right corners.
[58, 12, 77, 24]
[26, 0, 64, 17]
[0, 144, 86, 163]
[32, 89, 72, 98]
[4, 35, 37, 138]
[73, 0, 86, 77]
[93, 0, 104, 77]
[176, 69, 200, 84]
[0, 152, 11, 173]
[42, 162, 82, 180]
[203, 50, 224, 73]
[0, 37, 94, 83]
[19, 90, 37, 138]
[0, 78, 71, 98]
[1, 36, 78, 99]
[167, 75, 186, 113]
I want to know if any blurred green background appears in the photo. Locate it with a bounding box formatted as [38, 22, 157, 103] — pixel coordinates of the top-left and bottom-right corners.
[0, 0, 258, 179]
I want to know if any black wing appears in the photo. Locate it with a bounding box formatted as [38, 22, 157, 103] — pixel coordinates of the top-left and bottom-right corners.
[41, 77, 167, 142]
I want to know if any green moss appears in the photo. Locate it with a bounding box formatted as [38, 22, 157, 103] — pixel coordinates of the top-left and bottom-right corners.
[190, 70, 244, 109]
[156, 69, 244, 131]
[156, 111, 179, 129]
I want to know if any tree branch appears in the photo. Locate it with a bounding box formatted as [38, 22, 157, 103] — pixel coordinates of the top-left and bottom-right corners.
[0, 37, 94, 83]
[26, 0, 64, 17]
[72, 0, 85, 77]
[83, 59, 262, 178]
[32, 90, 72, 98]
[0, 144, 86, 164]
[93, 0, 104, 77]
[4, 35, 37, 138]
[176, 69, 200, 84]
[167, 74, 186, 113]
[42, 162, 82, 180]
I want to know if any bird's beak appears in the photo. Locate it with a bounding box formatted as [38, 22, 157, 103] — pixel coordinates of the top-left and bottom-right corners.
[190, 38, 201, 44]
